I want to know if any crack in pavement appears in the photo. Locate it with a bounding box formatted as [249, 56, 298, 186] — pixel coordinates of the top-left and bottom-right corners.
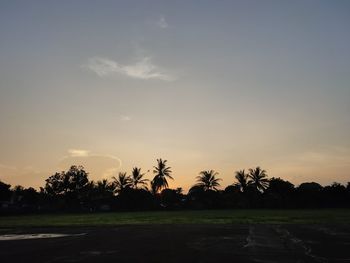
[0, 233, 86, 241]
[244, 225, 327, 263]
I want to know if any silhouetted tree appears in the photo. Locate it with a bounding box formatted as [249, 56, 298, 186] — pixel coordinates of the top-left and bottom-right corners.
[151, 159, 173, 194]
[160, 188, 183, 209]
[234, 169, 250, 192]
[322, 182, 347, 208]
[130, 167, 149, 189]
[222, 185, 242, 208]
[194, 170, 221, 191]
[150, 180, 157, 195]
[12, 185, 25, 204]
[296, 182, 323, 208]
[115, 187, 155, 210]
[96, 179, 115, 193]
[112, 172, 132, 194]
[44, 165, 89, 197]
[66, 165, 89, 193]
[44, 172, 68, 196]
[298, 182, 322, 191]
[347, 182, 350, 207]
[6, 185, 40, 212]
[0, 181, 12, 201]
[20, 187, 39, 207]
[90, 179, 115, 201]
[175, 187, 183, 195]
[248, 167, 269, 192]
[187, 171, 222, 209]
[43, 166, 89, 210]
[264, 177, 295, 208]
[3, 162, 350, 213]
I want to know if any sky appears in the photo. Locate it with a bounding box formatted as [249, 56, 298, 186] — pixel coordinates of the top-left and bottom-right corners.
[0, 0, 349, 191]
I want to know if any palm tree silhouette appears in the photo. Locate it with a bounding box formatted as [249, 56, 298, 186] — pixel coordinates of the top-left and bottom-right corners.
[97, 179, 114, 194]
[96, 179, 114, 191]
[92, 179, 114, 199]
[195, 170, 221, 191]
[234, 169, 250, 192]
[151, 159, 173, 194]
[130, 167, 149, 189]
[248, 167, 269, 192]
[112, 172, 132, 194]
[175, 187, 183, 195]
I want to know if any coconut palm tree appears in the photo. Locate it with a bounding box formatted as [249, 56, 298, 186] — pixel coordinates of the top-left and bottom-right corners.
[90, 179, 114, 199]
[150, 180, 158, 195]
[112, 172, 132, 194]
[175, 187, 183, 195]
[248, 167, 269, 192]
[195, 170, 221, 191]
[234, 169, 250, 192]
[151, 159, 173, 194]
[130, 167, 149, 189]
[96, 179, 114, 192]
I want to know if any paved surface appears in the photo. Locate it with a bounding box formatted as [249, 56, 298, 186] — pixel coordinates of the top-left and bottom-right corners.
[1, 224, 350, 262]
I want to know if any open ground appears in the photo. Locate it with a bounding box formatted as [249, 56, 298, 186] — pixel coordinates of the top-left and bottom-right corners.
[1, 210, 350, 262]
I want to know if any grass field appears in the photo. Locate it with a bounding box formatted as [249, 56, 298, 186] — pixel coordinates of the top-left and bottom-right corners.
[0, 209, 350, 227]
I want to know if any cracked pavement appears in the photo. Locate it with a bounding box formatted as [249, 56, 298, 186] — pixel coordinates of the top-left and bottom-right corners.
[1, 224, 350, 262]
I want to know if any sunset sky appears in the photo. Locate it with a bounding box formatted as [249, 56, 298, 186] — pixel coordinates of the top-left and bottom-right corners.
[0, 0, 349, 191]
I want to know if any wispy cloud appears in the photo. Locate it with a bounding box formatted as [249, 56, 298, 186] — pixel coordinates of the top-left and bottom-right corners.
[68, 149, 90, 157]
[120, 115, 131, 121]
[60, 150, 122, 179]
[83, 56, 174, 81]
[156, 15, 168, 29]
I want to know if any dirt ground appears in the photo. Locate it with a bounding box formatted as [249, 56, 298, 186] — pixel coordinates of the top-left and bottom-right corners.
[1, 224, 350, 263]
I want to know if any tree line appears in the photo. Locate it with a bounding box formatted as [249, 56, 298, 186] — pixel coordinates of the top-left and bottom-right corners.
[1, 158, 349, 214]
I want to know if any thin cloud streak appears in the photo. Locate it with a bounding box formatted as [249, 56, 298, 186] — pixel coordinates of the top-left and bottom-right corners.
[60, 150, 122, 179]
[68, 149, 90, 157]
[120, 115, 131, 121]
[83, 57, 175, 81]
[157, 15, 168, 29]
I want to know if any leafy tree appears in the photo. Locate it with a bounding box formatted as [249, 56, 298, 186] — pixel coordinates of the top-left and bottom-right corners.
[264, 177, 295, 208]
[96, 179, 115, 192]
[322, 182, 347, 207]
[65, 165, 89, 193]
[188, 185, 205, 196]
[223, 185, 243, 208]
[296, 182, 323, 208]
[175, 187, 183, 195]
[194, 170, 221, 191]
[160, 188, 183, 209]
[266, 177, 294, 194]
[4, 161, 350, 212]
[20, 187, 39, 206]
[298, 182, 322, 192]
[248, 167, 269, 192]
[151, 159, 173, 194]
[0, 181, 12, 201]
[44, 165, 89, 196]
[347, 182, 350, 208]
[44, 171, 68, 196]
[112, 172, 132, 194]
[94, 179, 115, 199]
[150, 180, 157, 195]
[234, 169, 250, 192]
[130, 167, 149, 189]
[188, 173, 222, 209]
